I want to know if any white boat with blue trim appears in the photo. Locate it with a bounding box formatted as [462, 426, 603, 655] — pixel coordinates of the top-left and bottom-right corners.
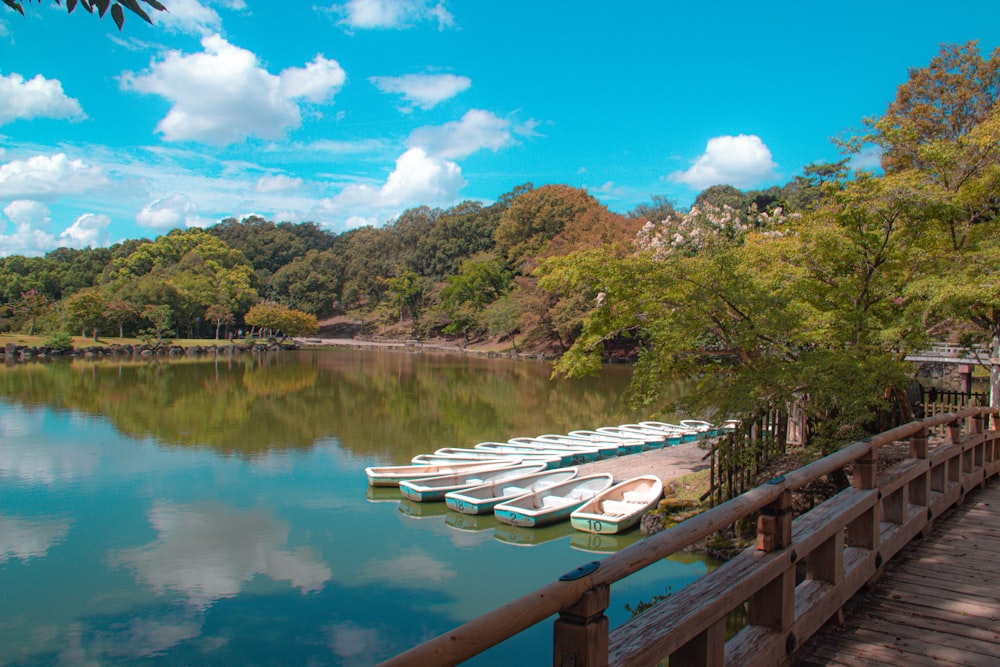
[569, 474, 664, 534]
[399, 462, 547, 502]
[444, 467, 579, 515]
[493, 473, 614, 527]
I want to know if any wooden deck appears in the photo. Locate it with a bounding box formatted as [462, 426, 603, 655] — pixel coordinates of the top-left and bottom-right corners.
[797, 478, 1000, 667]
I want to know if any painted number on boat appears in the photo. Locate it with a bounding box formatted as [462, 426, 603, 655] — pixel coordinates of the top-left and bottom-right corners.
[586, 519, 603, 532]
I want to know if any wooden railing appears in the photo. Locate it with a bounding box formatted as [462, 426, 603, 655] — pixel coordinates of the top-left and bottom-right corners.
[378, 407, 1000, 667]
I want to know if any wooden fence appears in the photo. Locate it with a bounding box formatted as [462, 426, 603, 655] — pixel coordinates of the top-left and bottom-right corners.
[706, 410, 787, 506]
[377, 406, 1000, 666]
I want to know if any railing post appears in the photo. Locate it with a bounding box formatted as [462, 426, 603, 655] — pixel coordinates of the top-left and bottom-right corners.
[908, 427, 930, 511]
[756, 485, 792, 552]
[669, 618, 726, 667]
[749, 483, 795, 643]
[848, 446, 879, 551]
[553, 584, 609, 667]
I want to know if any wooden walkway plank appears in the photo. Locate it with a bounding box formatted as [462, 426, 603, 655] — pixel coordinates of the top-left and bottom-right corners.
[796, 480, 1000, 666]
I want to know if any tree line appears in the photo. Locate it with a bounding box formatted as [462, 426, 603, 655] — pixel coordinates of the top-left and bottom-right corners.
[0, 178, 818, 346]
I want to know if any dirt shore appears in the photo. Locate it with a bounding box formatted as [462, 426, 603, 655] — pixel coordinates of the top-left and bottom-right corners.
[574, 441, 711, 484]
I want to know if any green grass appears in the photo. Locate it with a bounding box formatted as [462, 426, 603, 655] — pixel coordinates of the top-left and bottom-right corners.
[0, 334, 232, 348]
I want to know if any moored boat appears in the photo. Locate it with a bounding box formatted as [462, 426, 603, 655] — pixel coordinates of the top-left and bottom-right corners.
[444, 467, 579, 515]
[596, 425, 667, 448]
[569, 474, 664, 534]
[567, 430, 648, 455]
[474, 441, 593, 467]
[679, 419, 719, 438]
[399, 462, 547, 502]
[365, 457, 521, 487]
[529, 434, 619, 459]
[430, 447, 563, 469]
[493, 473, 615, 528]
[637, 421, 700, 443]
[505, 437, 604, 464]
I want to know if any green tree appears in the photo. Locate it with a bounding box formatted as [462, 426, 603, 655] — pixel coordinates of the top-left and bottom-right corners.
[13, 288, 50, 335]
[61, 288, 107, 337]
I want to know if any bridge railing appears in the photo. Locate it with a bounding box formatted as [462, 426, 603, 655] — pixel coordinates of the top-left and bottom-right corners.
[378, 407, 1000, 667]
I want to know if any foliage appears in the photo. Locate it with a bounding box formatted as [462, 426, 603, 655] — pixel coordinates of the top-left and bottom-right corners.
[244, 301, 319, 338]
[3, 0, 167, 30]
[43, 330, 74, 352]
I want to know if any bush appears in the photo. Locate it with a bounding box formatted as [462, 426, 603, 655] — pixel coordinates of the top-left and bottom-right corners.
[44, 331, 74, 352]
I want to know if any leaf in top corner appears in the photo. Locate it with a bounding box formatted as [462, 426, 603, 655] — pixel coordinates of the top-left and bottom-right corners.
[94, 0, 109, 16]
[66, 0, 77, 13]
[3, 0, 25, 16]
[143, 0, 166, 11]
[120, 0, 152, 22]
[110, 2, 124, 29]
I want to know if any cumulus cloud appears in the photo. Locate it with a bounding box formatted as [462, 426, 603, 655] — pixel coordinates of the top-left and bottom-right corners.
[136, 194, 210, 230]
[153, 0, 222, 35]
[670, 134, 777, 190]
[406, 109, 513, 159]
[337, 0, 453, 29]
[329, 147, 464, 213]
[370, 72, 470, 110]
[254, 174, 302, 193]
[59, 213, 111, 249]
[0, 73, 84, 126]
[121, 35, 346, 145]
[0, 200, 56, 256]
[0, 153, 108, 199]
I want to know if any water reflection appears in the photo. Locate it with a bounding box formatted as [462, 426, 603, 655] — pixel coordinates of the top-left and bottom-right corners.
[0, 350, 710, 666]
[0, 513, 72, 563]
[0, 350, 649, 464]
[108, 501, 331, 609]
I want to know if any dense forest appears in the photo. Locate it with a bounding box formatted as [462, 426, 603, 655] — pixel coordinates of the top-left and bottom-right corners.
[0, 175, 820, 348]
[2, 42, 999, 453]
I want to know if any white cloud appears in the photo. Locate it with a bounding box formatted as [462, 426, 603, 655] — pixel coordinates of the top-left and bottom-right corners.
[254, 174, 302, 193]
[59, 213, 111, 249]
[329, 147, 464, 214]
[370, 73, 470, 110]
[0, 153, 108, 199]
[153, 0, 222, 35]
[670, 134, 777, 190]
[337, 0, 453, 29]
[136, 193, 208, 230]
[849, 145, 883, 172]
[0, 200, 56, 256]
[0, 73, 84, 126]
[121, 35, 345, 145]
[406, 109, 513, 159]
[354, 547, 454, 588]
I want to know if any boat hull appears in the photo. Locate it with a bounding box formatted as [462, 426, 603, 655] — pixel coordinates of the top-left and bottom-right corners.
[570, 475, 664, 534]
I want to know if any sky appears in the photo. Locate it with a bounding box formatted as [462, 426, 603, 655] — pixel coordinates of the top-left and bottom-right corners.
[1, 0, 999, 257]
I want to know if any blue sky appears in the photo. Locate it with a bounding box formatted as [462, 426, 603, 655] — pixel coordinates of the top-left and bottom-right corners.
[0, 0, 998, 257]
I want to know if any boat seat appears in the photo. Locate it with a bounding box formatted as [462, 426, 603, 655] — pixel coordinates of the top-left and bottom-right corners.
[567, 490, 593, 501]
[503, 486, 526, 495]
[465, 478, 483, 485]
[600, 500, 632, 516]
[623, 490, 651, 503]
[542, 495, 568, 508]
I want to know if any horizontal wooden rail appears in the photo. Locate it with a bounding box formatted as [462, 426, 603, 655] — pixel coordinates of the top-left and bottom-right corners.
[378, 407, 1000, 667]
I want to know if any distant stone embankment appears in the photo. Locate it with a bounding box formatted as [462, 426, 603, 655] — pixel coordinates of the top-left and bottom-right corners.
[1, 340, 298, 361]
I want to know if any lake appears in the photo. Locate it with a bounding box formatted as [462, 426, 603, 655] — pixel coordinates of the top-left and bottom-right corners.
[0, 348, 712, 666]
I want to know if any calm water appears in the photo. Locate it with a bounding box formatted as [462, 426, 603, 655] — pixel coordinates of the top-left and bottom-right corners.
[0, 349, 710, 666]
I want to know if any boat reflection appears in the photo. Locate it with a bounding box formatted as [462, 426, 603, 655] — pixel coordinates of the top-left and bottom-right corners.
[444, 511, 501, 532]
[569, 529, 645, 554]
[366, 486, 402, 503]
[398, 498, 450, 519]
[494, 521, 576, 547]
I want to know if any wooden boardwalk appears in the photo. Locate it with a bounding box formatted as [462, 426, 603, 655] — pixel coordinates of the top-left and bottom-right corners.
[797, 479, 1000, 667]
